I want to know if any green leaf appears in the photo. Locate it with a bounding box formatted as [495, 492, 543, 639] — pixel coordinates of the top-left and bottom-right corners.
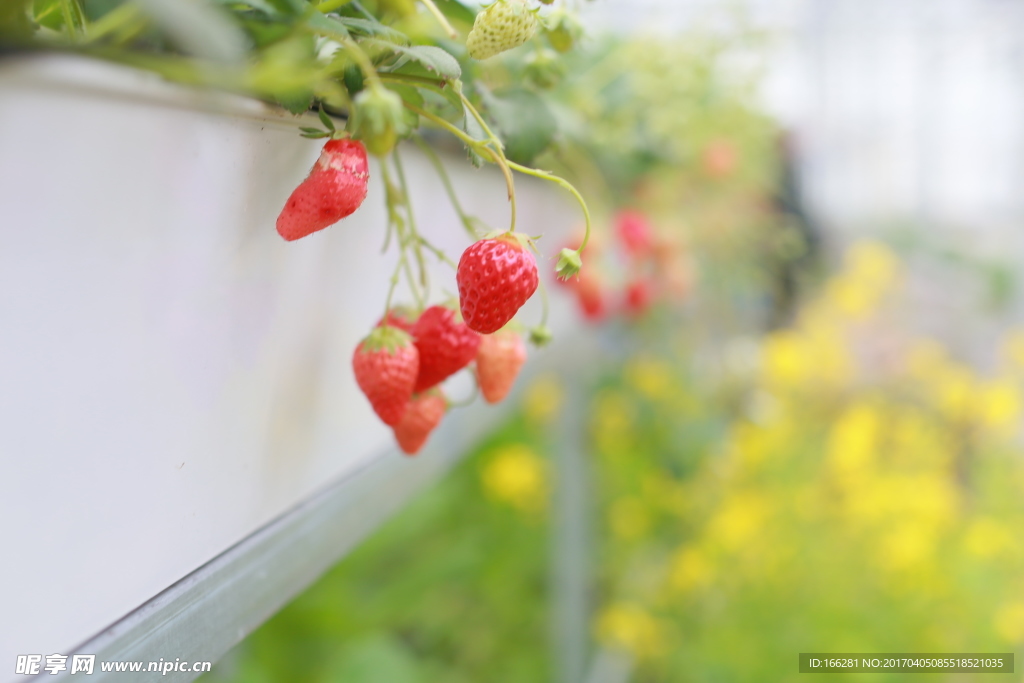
[387, 84, 425, 109]
[478, 87, 558, 165]
[305, 12, 350, 39]
[276, 89, 314, 114]
[318, 107, 336, 131]
[432, 0, 476, 26]
[369, 41, 461, 80]
[212, 0, 279, 16]
[331, 16, 407, 42]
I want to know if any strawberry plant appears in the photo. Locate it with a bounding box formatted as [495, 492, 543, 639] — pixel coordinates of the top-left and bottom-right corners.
[4, 0, 604, 453]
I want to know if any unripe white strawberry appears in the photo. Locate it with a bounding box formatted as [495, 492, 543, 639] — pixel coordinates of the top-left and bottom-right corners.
[466, 0, 539, 61]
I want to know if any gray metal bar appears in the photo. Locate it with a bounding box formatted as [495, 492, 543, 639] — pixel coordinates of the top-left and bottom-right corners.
[551, 372, 593, 683]
[29, 338, 588, 683]
[584, 649, 633, 683]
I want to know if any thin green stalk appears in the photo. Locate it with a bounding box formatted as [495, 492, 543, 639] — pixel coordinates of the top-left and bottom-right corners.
[317, 0, 354, 12]
[392, 147, 430, 298]
[507, 160, 592, 254]
[459, 91, 504, 152]
[419, 0, 458, 39]
[411, 134, 481, 240]
[60, 0, 81, 39]
[84, 4, 144, 44]
[537, 276, 550, 328]
[402, 102, 518, 233]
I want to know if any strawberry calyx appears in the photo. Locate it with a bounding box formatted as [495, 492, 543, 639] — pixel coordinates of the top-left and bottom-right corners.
[361, 325, 414, 354]
[555, 247, 583, 280]
[529, 324, 553, 347]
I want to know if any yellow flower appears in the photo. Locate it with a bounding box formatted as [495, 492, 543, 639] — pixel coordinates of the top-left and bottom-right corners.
[977, 378, 1022, 433]
[669, 546, 713, 594]
[964, 517, 1014, 560]
[761, 330, 807, 388]
[875, 520, 936, 574]
[828, 401, 881, 480]
[994, 602, 1024, 643]
[481, 444, 548, 513]
[1000, 329, 1024, 372]
[591, 390, 635, 452]
[824, 241, 900, 318]
[625, 357, 677, 402]
[609, 498, 653, 540]
[522, 374, 564, 424]
[596, 603, 666, 659]
[707, 493, 768, 551]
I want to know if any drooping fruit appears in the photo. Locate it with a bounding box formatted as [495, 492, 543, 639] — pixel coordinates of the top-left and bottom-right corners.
[276, 138, 369, 241]
[393, 391, 447, 456]
[352, 326, 418, 427]
[412, 305, 481, 393]
[457, 234, 539, 334]
[476, 329, 527, 404]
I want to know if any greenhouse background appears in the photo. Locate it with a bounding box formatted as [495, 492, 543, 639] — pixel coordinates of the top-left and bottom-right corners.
[4, 0, 1024, 681]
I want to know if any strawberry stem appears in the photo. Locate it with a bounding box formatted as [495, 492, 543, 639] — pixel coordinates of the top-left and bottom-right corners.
[418, 0, 459, 39]
[411, 134, 483, 240]
[404, 100, 519, 234]
[459, 93, 518, 233]
[507, 159, 592, 256]
[392, 147, 431, 299]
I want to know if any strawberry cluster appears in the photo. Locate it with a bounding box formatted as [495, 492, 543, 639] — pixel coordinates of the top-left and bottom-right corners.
[353, 304, 529, 456]
[349, 233, 538, 455]
[275, 132, 564, 456]
[557, 211, 692, 323]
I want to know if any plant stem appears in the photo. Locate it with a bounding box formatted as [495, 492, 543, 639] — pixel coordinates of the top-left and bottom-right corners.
[411, 134, 481, 240]
[418, 0, 458, 39]
[537, 276, 550, 328]
[83, 4, 144, 44]
[317, 0, 354, 12]
[392, 147, 430, 298]
[403, 101, 478, 147]
[459, 91, 504, 151]
[507, 160, 592, 254]
[402, 102, 518, 233]
[484, 147, 516, 232]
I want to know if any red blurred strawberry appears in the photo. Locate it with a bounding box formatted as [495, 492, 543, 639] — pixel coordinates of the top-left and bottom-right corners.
[615, 210, 654, 258]
[624, 277, 655, 317]
[377, 306, 417, 334]
[457, 234, 539, 334]
[412, 305, 481, 393]
[576, 271, 608, 322]
[276, 138, 369, 241]
[352, 326, 419, 426]
[394, 391, 447, 456]
[476, 329, 527, 404]
[702, 138, 738, 179]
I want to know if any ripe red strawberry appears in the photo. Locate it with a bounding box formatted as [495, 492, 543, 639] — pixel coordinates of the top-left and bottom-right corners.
[352, 326, 419, 427]
[576, 271, 608, 322]
[476, 329, 527, 404]
[276, 138, 369, 241]
[394, 391, 447, 456]
[412, 305, 481, 392]
[377, 306, 417, 334]
[457, 234, 539, 334]
[624, 277, 655, 317]
[616, 210, 654, 258]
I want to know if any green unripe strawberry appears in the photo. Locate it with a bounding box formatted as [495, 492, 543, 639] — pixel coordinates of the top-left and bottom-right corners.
[349, 85, 406, 157]
[544, 9, 582, 54]
[467, 0, 539, 61]
[524, 48, 565, 89]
